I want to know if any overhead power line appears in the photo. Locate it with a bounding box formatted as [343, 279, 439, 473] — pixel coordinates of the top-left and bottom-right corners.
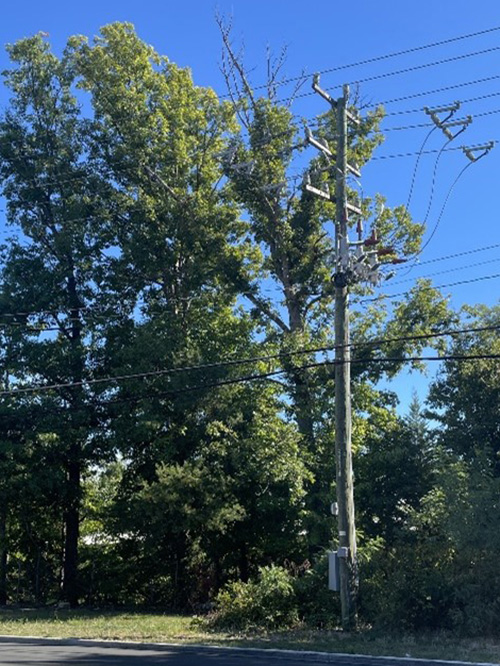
[356, 272, 500, 305]
[2, 350, 500, 405]
[371, 142, 499, 160]
[0, 244, 498, 326]
[1, 323, 499, 398]
[275, 46, 500, 105]
[227, 25, 500, 94]
[374, 75, 500, 107]
[387, 256, 500, 287]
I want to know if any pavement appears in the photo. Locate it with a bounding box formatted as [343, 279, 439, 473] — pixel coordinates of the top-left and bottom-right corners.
[0, 636, 498, 666]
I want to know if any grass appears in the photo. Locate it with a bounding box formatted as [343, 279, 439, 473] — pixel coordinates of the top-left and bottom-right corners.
[0, 608, 499, 663]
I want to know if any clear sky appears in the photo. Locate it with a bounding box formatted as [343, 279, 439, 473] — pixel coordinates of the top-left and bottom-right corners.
[1, 0, 499, 409]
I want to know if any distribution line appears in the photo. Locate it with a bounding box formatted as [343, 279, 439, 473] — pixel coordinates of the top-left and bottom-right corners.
[275, 45, 500, 105]
[386, 256, 500, 287]
[384, 89, 500, 116]
[367, 75, 500, 108]
[229, 25, 500, 94]
[86, 352, 500, 404]
[0, 133, 492, 222]
[371, 142, 499, 160]
[2, 93, 498, 197]
[0, 108, 445, 193]
[2, 351, 500, 408]
[355, 272, 500, 305]
[0, 244, 499, 323]
[1, 323, 499, 398]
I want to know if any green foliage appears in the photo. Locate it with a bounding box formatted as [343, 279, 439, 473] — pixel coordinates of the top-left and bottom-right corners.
[292, 555, 341, 628]
[210, 565, 298, 631]
[0, 23, 498, 636]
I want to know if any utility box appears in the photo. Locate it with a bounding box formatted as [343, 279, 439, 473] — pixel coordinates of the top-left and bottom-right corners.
[328, 551, 340, 591]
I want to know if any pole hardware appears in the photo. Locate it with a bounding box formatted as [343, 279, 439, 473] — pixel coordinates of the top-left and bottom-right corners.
[424, 101, 460, 125]
[347, 163, 362, 178]
[305, 126, 334, 157]
[303, 173, 332, 200]
[462, 141, 495, 162]
[308, 78, 411, 628]
[260, 182, 287, 195]
[424, 102, 473, 141]
[312, 73, 336, 106]
[424, 102, 494, 164]
[439, 115, 473, 140]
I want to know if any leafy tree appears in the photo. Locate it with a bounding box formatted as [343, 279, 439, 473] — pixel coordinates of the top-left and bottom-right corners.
[0, 33, 118, 605]
[356, 394, 435, 543]
[215, 20, 452, 552]
[428, 304, 500, 474]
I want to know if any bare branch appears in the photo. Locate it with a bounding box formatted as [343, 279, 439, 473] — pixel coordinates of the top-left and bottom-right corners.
[267, 44, 289, 101]
[286, 72, 308, 108]
[216, 13, 256, 109]
[244, 291, 290, 332]
[219, 49, 250, 129]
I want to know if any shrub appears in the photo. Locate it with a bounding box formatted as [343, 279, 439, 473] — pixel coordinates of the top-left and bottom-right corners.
[210, 565, 298, 631]
[293, 554, 341, 628]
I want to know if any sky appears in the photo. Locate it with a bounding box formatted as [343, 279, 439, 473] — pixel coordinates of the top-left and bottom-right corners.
[0, 0, 499, 410]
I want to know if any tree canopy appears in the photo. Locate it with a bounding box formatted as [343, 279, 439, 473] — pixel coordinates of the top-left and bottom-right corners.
[0, 23, 498, 636]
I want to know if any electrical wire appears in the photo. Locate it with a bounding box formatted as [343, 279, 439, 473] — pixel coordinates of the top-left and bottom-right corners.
[407, 242, 500, 268]
[370, 142, 498, 161]
[228, 25, 500, 95]
[0, 240, 499, 324]
[355, 272, 500, 305]
[273, 45, 500, 106]
[1, 322, 499, 398]
[384, 89, 500, 116]
[385, 256, 500, 287]
[418, 159, 475, 257]
[405, 127, 437, 212]
[375, 75, 500, 107]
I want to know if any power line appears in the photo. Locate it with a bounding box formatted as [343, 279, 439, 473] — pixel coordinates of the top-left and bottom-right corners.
[1, 322, 499, 398]
[3, 350, 500, 407]
[276, 45, 500, 106]
[384, 89, 500, 116]
[387, 256, 500, 287]
[227, 25, 500, 95]
[369, 75, 500, 108]
[370, 142, 499, 160]
[357, 272, 500, 305]
[0, 242, 498, 324]
[408, 242, 500, 267]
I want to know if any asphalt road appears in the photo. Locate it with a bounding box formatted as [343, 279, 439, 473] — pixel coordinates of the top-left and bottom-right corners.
[0, 638, 486, 666]
[0, 640, 307, 665]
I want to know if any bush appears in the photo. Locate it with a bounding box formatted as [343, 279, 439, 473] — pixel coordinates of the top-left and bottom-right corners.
[293, 554, 341, 628]
[210, 565, 299, 632]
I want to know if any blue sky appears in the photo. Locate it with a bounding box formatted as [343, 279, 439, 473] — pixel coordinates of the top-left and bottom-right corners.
[1, 0, 499, 409]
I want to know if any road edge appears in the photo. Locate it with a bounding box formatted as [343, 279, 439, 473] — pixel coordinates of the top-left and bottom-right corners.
[0, 635, 498, 665]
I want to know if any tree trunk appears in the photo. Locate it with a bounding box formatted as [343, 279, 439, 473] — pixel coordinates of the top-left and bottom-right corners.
[62, 457, 80, 607]
[0, 506, 7, 605]
[61, 270, 84, 608]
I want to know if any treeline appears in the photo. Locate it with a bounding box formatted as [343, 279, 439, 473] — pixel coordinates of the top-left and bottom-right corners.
[0, 23, 498, 635]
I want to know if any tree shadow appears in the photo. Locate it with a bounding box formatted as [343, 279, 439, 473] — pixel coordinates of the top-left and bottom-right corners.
[0, 639, 283, 665]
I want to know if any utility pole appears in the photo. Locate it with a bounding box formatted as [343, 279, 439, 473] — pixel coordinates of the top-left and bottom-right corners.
[305, 80, 495, 631]
[305, 79, 359, 629]
[306, 78, 400, 630]
[333, 84, 358, 630]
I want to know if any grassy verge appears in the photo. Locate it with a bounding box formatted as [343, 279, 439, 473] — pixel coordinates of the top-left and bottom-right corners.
[0, 608, 499, 663]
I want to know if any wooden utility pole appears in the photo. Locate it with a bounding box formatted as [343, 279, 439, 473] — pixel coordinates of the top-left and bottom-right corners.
[305, 79, 360, 629]
[306, 80, 494, 632]
[333, 84, 358, 630]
